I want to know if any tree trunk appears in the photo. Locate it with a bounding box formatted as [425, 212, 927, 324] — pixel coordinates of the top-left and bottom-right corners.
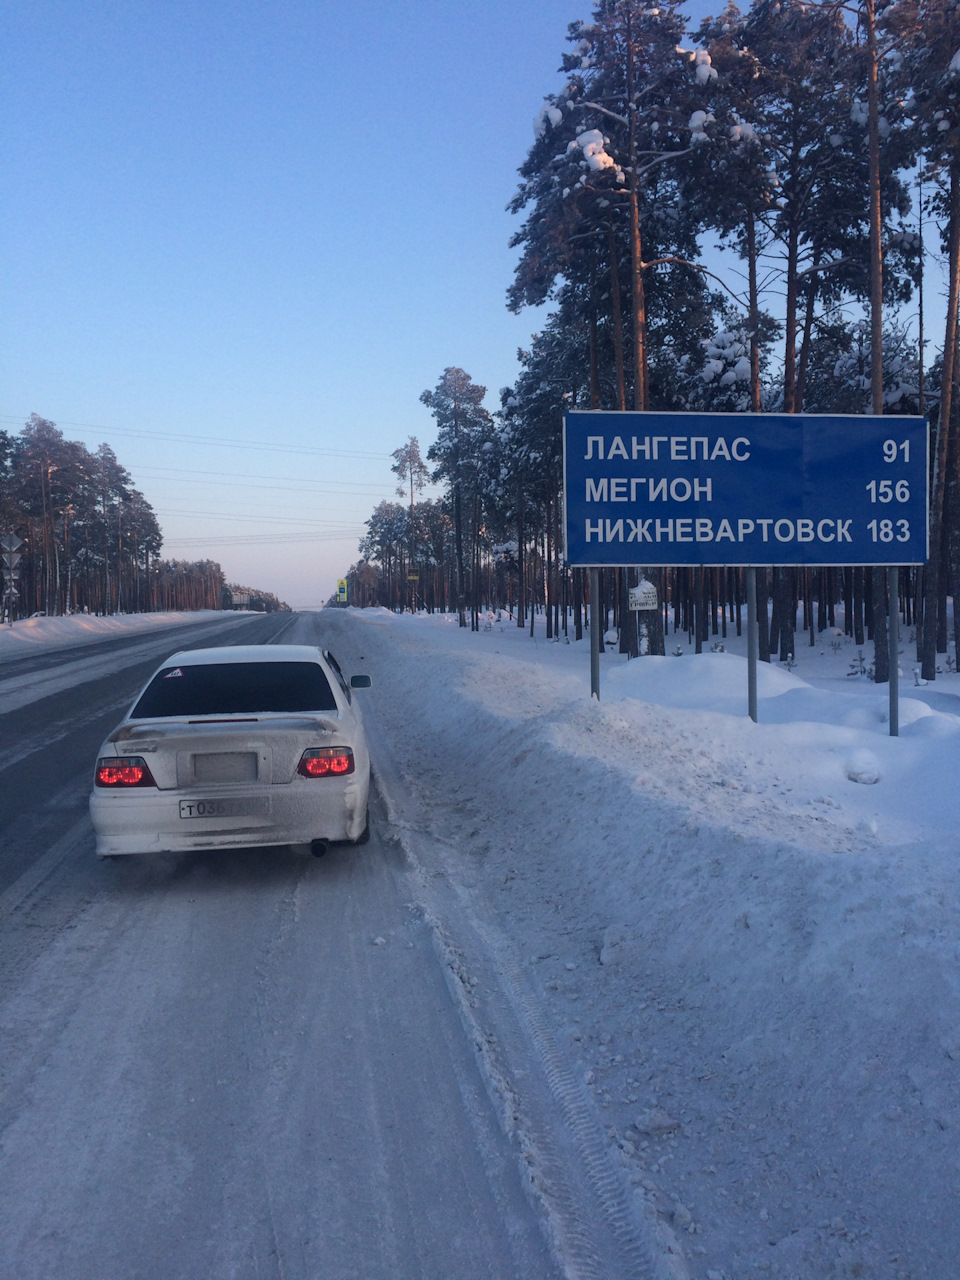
[454, 479, 466, 628]
[747, 210, 762, 413]
[782, 217, 801, 413]
[853, 569, 865, 646]
[646, 568, 665, 655]
[608, 220, 627, 412]
[546, 502, 554, 641]
[626, 16, 648, 414]
[795, 250, 820, 412]
[865, 0, 889, 682]
[589, 306, 601, 410]
[921, 155, 960, 679]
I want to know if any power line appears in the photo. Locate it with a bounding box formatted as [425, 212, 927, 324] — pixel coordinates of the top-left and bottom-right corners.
[4, 411, 376, 559]
[132, 465, 395, 496]
[155, 507, 363, 528]
[163, 529, 364, 547]
[0, 414, 393, 461]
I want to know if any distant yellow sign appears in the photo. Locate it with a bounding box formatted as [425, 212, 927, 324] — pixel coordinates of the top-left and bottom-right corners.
[336, 579, 347, 604]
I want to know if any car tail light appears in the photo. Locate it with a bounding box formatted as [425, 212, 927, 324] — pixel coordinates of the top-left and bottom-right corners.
[95, 756, 157, 788]
[297, 747, 355, 778]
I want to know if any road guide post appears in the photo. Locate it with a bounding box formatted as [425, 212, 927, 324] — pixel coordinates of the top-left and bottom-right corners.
[2, 534, 22, 626]
[562, 411, 928, 734]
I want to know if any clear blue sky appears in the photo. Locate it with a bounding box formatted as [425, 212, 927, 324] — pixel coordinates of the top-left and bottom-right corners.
[0, 0, 806, 608]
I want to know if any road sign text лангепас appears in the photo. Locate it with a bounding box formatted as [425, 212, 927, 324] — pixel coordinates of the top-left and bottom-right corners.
[562, 411, 928, 568]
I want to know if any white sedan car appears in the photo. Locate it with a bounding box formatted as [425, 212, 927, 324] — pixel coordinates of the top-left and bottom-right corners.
[90, 644, 372, 858]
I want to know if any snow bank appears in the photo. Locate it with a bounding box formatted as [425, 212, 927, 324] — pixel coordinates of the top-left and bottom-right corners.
[0, 611, 227, 655]
[349, 605, 960, 1278]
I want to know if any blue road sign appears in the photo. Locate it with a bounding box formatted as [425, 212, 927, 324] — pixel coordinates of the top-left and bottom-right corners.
[563, 411, 928, 567]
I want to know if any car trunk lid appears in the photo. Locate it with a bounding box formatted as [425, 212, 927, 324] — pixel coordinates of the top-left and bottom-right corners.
[107, 715, 343, 790]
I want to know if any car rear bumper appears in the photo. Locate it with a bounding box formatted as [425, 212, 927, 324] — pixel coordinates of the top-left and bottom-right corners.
[89, 772, 370, 856]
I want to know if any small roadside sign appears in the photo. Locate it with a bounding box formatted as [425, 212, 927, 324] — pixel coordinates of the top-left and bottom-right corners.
[629, 579, 658, 610]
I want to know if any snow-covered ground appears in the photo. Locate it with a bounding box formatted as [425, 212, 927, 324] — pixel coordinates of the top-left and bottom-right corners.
[4, 605, 959, 1279]
[0, 610, 231, 655]
[344, 604, 960, 1280]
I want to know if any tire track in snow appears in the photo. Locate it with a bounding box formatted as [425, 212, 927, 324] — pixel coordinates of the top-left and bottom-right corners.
[422, 895, 682, 1280]
[367, 702, 680, 1280]
[0, 812, 91, 929]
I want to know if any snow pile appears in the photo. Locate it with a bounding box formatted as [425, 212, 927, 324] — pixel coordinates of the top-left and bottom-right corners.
[699, 330, 751, 385]
[0, 610, 226, 655]
[565, 130, 625, 188]
[348, 605, 960, 1279]
[691, 49, 718, 85]
[533, 102, 563, 137]
[688, 109, 715, 144]
[729, 117, 757, 146]
[569, 128, 618, 173]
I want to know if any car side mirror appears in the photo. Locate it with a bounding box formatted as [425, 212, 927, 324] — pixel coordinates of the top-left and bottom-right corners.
[350, 674, 372, 689]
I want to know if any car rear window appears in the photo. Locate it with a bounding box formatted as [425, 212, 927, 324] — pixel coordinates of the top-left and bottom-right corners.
[130, 661, 338, 718]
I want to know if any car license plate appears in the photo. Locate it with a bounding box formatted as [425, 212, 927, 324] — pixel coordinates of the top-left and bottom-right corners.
[179, 797, 270, 819]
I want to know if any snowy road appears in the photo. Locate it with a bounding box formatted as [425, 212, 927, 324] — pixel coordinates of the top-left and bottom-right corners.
[0, 613, 561, 1279]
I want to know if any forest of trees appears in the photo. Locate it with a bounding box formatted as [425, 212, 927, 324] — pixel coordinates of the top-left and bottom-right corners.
[0, 414, 282, 618]
[223, 583, 290, 614]
[347, 0, 960, 681]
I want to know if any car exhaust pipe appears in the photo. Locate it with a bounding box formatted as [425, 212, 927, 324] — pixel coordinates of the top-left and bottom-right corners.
[310, 839, 328, 858]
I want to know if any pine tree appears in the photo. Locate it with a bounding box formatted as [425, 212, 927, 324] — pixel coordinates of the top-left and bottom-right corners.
[887, 0, 960, 678]
[510, 0, 723, 409]
[421, 369, 494, 627]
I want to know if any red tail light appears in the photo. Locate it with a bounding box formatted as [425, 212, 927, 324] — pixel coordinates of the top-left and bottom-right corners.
[95, 756, 157, 788]
[298, 747, 355, 778]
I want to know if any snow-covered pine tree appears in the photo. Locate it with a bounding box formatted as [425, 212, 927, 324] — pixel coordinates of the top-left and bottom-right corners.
[421, 369, 495, 629]
[688, 2, 782, 411]
[886, 0, 960, 679]
[516, 0, 725, 410]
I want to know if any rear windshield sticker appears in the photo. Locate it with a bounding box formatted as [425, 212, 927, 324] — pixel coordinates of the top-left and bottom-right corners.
[164, 668, 184, 678]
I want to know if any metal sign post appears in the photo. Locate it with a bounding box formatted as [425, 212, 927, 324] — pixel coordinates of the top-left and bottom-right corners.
[589, 567, 600, 700]
[746, 567, 758, 724]
[888, 566, 899, 737]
